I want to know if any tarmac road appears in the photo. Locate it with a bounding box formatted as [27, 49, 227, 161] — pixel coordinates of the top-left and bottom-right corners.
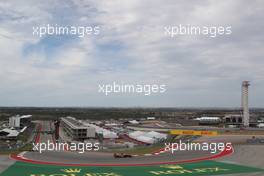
[23, 120, 213, 165]
[23, 149, 213, 165]
[217, 144, 264, 176]
[20, 121, 264, 176]
[39, 121, 54, 143]
[0, 156, 15, 174]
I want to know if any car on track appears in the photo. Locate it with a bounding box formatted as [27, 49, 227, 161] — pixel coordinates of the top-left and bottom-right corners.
[113, 153, 132, 158]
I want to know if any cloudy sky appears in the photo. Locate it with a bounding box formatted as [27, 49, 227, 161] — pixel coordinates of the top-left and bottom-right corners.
[0, 0, 263, 107]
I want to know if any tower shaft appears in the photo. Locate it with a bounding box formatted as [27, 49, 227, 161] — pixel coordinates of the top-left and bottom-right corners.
[242, 81, 250, 127]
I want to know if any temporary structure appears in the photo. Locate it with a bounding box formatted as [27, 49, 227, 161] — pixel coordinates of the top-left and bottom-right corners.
[128, 131, 167, 144]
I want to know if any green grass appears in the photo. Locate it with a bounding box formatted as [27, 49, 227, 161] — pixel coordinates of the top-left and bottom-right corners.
[1, 160, 263, 176]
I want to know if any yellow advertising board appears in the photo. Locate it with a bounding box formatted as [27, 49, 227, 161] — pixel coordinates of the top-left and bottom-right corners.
[170, 130, 218, 136]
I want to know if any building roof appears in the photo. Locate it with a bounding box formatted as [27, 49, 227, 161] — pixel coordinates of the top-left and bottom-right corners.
[88, 124, 118, 138]
[0, 128, 19, 137]
[195, 117, 221, 121]
[129, 120, 140, 124]
[128, 130, 167, 144]
[10, 115, 32, 119]
[61, 117, 89, 129]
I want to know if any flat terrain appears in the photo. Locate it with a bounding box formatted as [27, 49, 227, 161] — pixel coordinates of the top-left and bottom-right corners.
[0, 156, 15, 174]
[1, 160, 263, 176]
[218, 144, 264, 176]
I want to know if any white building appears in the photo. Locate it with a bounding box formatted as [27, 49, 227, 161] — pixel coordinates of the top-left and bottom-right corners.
[61, 117, 96, 140]
[257, 123, 264, 128]
[128, 120, 140, 125]
[0, 128, 19, 138]
[9, 117, 20, 128]
[147, 117, 156, 120]
[194, 117, 221, 125]
[9, 115, 32, 128]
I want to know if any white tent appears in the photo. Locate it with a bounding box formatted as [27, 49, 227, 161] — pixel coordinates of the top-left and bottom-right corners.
[145, 131, 167, 140]
[136, 136, 154, 144]
[128, 131, 145, 138]
[88, 124, 118, 139]
[128, 131, 167, 144]
[129, 120, 140, 124]
[257, 123, 264, 128]
[102, 130, 118, 139]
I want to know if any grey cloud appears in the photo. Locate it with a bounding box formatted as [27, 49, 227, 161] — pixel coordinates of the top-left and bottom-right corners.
[0, 0, 263, 107]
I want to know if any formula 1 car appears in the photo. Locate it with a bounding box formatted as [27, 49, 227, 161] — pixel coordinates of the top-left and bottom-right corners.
[113, 153, 132, 158]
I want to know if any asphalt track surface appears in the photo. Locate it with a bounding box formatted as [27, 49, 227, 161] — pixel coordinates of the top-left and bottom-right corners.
[217, 144, 264, 176]
[16, 121, 222, 165]
[3, 146, 264, 176]
[19, 150, 215, 165]
[0, 156, 14, 174]
[6, 144, 264, 176]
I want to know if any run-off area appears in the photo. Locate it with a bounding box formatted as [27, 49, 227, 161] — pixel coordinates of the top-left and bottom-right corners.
[0, 161, 263, 176]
